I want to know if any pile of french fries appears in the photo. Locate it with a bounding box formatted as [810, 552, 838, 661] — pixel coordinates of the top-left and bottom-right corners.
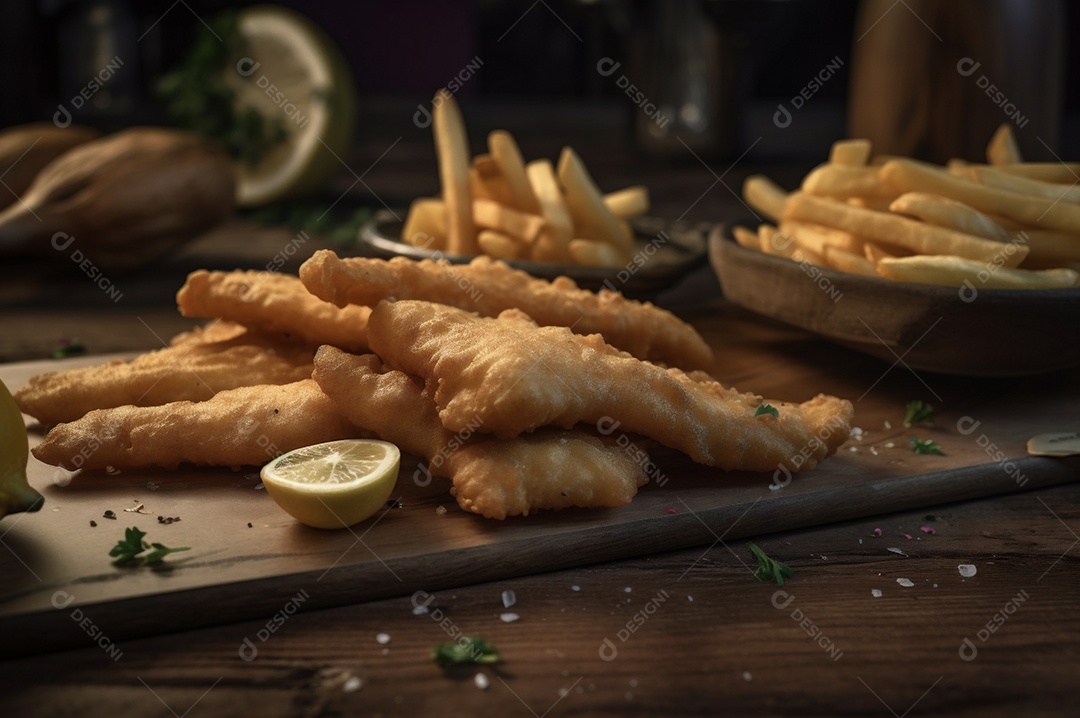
[737, 124, 1080, 290]
[402, 89, 649, 268]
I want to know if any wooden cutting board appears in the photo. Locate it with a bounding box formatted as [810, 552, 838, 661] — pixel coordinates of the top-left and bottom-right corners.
[1, 306, 1076, 658]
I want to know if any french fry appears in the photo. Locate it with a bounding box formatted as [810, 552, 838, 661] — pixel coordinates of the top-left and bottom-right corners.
[568, 238, 624, 268]
[742, 175, 788, 222]
[1014, 229, 1080, 267]
[758, 223, 824, 265]
[785, 192, 1028, 266]
[488, 130, 540, 213]
[401, 197, 446, 251]
[732, 225, 759, 250]
[557, 147, 633, 258]
[969, 166, 1080, 204]
[863, 242, 898, 264]
[877, 255, 1078, 289]
[472, 198, 545, 243]
[888, 192, 1012, 242]
[525, 159, 574, 263]
[990, 163, 1080, 183]
[801, 164, 897, 200]
[432, 89, 477, 255]
[880, 159, 1080, 236]
[470, 154, 517, 206]
[476, 229, 523, 260]
[828, 139, 872, 167]
[779, 220, 865, 255]
[823, 246, 876, 276]
[987, 124, 1023, 165]
[603, 185, 650, 219]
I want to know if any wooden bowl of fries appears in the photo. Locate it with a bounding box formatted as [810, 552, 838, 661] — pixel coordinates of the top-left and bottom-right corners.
[710, 224, 1080, 376]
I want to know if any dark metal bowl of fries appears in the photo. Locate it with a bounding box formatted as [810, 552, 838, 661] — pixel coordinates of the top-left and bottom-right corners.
[359, 211, 708, 295]
[710, 225, 1080, 376]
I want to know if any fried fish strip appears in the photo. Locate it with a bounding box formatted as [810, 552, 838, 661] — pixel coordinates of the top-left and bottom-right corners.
[177, 269, 371, 352]
[367, 301, 853, 472]
[312, 346, 648, 519]
[32, 379, 356, 471]
[300, 250, 713, 370]
[15, 323, 314, 425]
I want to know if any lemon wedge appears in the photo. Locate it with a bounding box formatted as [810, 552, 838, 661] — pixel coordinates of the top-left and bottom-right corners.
[225, 5, 357, 206]
[260, 440, 400, 529]
[0, 379, 44, 520]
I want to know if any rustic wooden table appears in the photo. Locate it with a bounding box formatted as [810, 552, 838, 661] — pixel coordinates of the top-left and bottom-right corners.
[1, 124, 1077, 716]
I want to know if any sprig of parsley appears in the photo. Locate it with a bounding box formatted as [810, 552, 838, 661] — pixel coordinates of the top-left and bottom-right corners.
[748, 542, 794, 586]
[903, 400, 934, 428]
[432, 637, 502, 668]
[754, 403, 779, 419]
[109, 527, 190, 567]
[909, 437, 945, 456]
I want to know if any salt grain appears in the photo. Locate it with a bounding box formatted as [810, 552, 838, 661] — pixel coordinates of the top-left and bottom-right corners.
[743, 671, 753, 682]
[571, 585, 580, 592]
[435, 505, 447, 516]
[897, 578, 915, 587]
[343, 676, 362, 693]
[376, 632, 391, 644]
[887, 547, 905, 555]
[871, 589, 883, 598]
[500, 612, 520, 623]
[502, 590, 517, 608]
[958, 564, 977, 578]
[475, 673, 489, 690]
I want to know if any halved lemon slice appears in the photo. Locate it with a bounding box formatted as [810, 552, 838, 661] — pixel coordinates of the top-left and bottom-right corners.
[225, 5, 357, 206]
[260, 439, 400, 529]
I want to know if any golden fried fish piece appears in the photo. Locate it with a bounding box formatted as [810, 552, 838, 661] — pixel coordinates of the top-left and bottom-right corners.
[32, 379, 356, 471]
[14, 322, 314, 425]
[367, 300, 853, 473]
[312, 346, 648, 519]
[177, 269, 370, 352]
[299, 250, 713, 370]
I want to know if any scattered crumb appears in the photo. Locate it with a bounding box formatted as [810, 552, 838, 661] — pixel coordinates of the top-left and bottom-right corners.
[848, 446, 858, 452]
[435, 505, 447, 516]
[884, 442, 895, 448]
[958, 564, 977, 578]
[896, 578, 915, 587]
[871, 589, 883, 598]
[157, 515, 181, 525]
[124, 501, 151, 514]
[474, 673, 490, 690]
[343, 676, 362, 693]
[869, 447, 879, 456]
[105, 466, 121, 475]
[901, 533, 912, 540]
[884, 420, 892, 430]
[254, 483, 265, 491]
[146, 482, 161, 491]
[743, 671, 752, 682]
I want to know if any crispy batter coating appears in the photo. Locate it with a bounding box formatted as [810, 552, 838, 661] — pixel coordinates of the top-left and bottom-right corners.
[367, 300, 853, 472]
[299, 250, 713, 370]
[32, 380, 356, 471]
[312, 346, 648, 519]
[14, 322, 314, 425]
[177, 269, 370, 352]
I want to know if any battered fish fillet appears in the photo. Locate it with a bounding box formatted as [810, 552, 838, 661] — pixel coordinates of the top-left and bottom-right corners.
[177, 269, 371, 352]
[15, 322, 314, 425]
[367, 300, 853, 472]
[312, 346, 649, 519]
[32, 379, 356, 471]
[299, 250, 713, 370]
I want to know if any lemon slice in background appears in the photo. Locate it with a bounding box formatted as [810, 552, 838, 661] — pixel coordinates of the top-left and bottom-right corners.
[0, 379, 44, 520]
[225, 5, 357, 206]
[260, 440, 400, 529]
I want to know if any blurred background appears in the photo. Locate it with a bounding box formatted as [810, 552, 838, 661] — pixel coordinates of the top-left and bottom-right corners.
[2, 0, 1076, 163]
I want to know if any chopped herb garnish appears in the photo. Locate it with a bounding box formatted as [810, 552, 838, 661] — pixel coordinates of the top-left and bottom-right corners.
[909, 437, 945, 455]
[432, 637, 502, 668]
[109, 526, 190, 567]
[247, 202, 373, 249]
[748, 542, 794, 586]
[903, 400, 934, 428]
[52, 338, 85, 359]
[754, 403, 779, 419]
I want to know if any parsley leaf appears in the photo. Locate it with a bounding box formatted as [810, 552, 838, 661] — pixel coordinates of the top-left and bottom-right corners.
[909, 437, 945, 455]
[754, 403, 779, 419]
[903, 400, 934, 428]
[109, 527, 190, 567]
[748, 542, 794, 586]
[432, 637, 502, 668]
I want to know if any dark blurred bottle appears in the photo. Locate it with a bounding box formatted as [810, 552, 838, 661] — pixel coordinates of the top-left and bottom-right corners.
[848, 0, 1063, 162]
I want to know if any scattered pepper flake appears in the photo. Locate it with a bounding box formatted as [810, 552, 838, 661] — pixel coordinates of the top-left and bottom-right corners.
[386, 499, 402, 509]
[247, 522, 253, 528]
[103, 510, 117, 520]
[89, 520, 97, 527]
[666, 507, 676, 513]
